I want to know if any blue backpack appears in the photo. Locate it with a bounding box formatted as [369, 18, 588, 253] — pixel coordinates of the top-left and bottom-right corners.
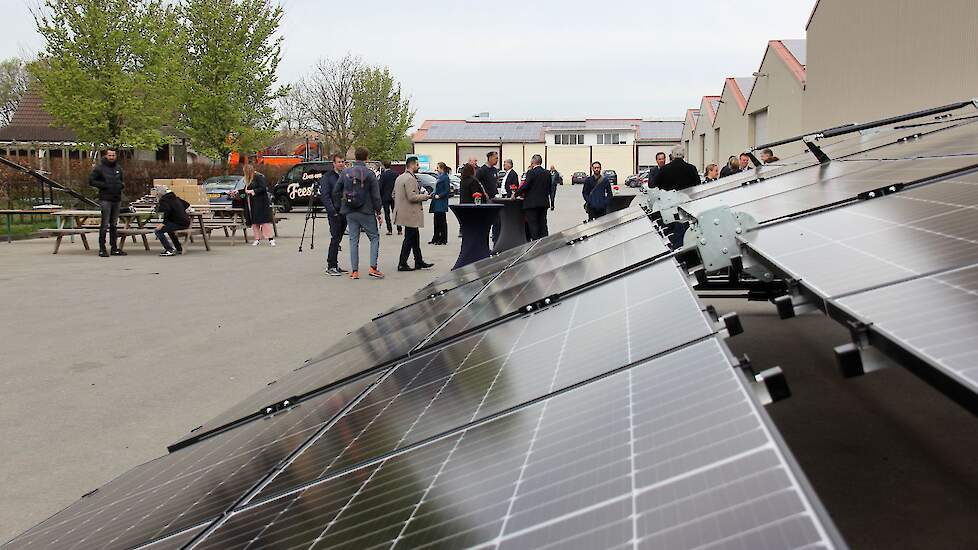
[342, 166, 369, 210]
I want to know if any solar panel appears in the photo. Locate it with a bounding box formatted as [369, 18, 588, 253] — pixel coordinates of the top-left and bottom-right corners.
[133, 524, 206, 550]
[843, 118, 978, 160]
[735, 156, 978, 223]
[833, 262, 978, 398]
[190, 338, 840, 550]
[172, 276, 494, 449]
[516, 210, 652, 263]
[248, 256, 714, 502]
[4, 374, 380, 549]
[425, 234, 668, 345]
[742, 174, 978, 298]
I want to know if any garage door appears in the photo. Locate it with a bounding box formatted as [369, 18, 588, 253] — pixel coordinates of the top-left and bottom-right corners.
[544, 146, 591, 179]
[638, 145, 669, 169]
[457, 146, 501, 168]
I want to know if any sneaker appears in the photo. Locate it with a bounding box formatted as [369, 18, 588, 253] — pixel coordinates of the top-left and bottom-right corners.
[160, 250, 176, 257]
[268, 239, 276, 247]
[350, 271, 359, 280]
[252, 240, 260, 246]
[369, 267, 385, 279]
[326, 267, 342, 277]
[174, 250, 183, 255]
[336, 266, 348, 273]
[397, 265, 415, 272]
[415, 261, 434, 270]
[98, 250, 109, 258]
[386, 231, 393, 236]
[111, 249, 128, 256]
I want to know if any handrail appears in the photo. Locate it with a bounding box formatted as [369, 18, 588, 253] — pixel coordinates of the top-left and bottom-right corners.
[0, 155, 99, 207]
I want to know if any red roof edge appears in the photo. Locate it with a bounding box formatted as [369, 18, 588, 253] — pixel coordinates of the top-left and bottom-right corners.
[726, 78, 748, 112]
[771, 40, 806, 85]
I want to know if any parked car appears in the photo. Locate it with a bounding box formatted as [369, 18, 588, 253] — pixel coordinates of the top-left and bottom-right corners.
[415, 172, 437, 195]
[571, 171, 587, 185]
[603, 170, 618, 185]
[202, 175, 246, 205]
[624, 170, 649, 188]
[420, 171, 461, 195]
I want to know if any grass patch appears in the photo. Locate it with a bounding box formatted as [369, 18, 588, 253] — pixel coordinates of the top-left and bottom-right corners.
[2, 215, 58, 239]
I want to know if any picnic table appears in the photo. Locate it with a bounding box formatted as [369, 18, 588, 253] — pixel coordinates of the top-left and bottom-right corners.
[2, 209, 56, 244]
[42, 210, 211, 254]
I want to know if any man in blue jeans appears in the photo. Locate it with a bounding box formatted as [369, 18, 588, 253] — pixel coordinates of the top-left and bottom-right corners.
[332, 147, 384, 280]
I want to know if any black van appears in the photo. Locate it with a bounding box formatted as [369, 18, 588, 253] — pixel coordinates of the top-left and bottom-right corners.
[272, 161, 384, 212]
[272, 162, 331, 212]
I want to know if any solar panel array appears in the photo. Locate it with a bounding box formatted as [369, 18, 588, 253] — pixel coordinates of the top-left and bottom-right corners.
[4, 187, 844, 547]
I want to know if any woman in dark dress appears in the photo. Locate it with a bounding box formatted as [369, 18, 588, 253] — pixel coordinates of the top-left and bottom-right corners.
[242, 163, 275, 246]
[429, 162, 451, 244]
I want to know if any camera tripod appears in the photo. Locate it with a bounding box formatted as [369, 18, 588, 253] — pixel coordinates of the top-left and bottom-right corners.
[297, 191, 325, 253]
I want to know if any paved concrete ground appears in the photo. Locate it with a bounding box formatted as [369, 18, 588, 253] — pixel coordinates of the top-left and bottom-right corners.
[1, 184, 976, 548]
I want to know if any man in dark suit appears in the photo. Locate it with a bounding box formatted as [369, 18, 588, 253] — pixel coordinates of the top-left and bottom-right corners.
[515, 154, 552, 239]
[501, 159, 519, 197]
[378, 161, 399, 235]
[646, 152, 667, 187]
[476, 151, 500, 243]
[652, 145, 700, 192]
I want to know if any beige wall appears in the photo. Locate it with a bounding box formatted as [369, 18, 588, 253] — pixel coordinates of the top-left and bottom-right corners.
[500, 143, 528, 174]
[714, 87, 750, 165]
[413, 143, 455, 171]
[805, 0, 978, 131]
[591, 145, 634, 180]
[544, 146, 591, 179]
[523, 144, 546, 173]
[744, 48, 805, 150]
[638, 142, 679, 168]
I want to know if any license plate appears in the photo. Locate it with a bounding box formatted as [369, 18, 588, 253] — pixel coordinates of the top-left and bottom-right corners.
[208, 193, 222, 199]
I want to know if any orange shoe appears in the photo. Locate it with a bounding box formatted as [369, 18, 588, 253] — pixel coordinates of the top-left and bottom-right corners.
[350, 270, 359, 279]
[368, 266, 385, 279]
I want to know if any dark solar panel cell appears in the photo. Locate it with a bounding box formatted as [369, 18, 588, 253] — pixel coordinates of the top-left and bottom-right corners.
[192, 339, 837, 550]
[4, 374, 378, 550]
[253, 258, 713, 500]
[845, 118, 978, 160]
[133, 524, 206, 550]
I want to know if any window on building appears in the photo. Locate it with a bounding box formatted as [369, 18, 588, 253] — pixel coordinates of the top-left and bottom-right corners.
[597, 134, 604, 145]
[554, 133, 584, 145]
[598, 133, 622, 145]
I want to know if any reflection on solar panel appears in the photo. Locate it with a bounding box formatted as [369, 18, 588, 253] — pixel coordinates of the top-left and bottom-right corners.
[192, 338, 839, 550]
[256, 257, 713, 499]
[3, 374, 380, 549]
[742, 175, 978, 298]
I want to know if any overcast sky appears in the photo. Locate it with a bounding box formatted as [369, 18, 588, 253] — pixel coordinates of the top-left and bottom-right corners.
[4, 0, 816, 124]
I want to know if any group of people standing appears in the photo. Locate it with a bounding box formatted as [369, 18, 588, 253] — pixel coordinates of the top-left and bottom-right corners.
[318, 148, 441, 279]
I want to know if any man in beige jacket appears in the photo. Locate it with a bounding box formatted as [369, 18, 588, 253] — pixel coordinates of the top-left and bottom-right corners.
[394, 156, 433, 271]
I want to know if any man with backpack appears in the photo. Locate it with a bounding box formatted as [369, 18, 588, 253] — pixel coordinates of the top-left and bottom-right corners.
[321, 153, 348, 277]
[331, 147, 384, 280]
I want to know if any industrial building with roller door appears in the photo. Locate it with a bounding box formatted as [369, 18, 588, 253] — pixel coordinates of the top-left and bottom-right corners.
[412, 118, 683, 182]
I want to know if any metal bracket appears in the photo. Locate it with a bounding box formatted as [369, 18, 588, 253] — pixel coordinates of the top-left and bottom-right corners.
[427, 289, 449, 300]
[645, 188, 690, 222]
[720, 312, 743, 337]
[802, 133, 831, 164]
[260, 397, 298, 416]
[517, 294, 560, 315]
[834, 340, 896, 379]
[566, 234, 590, 246]
[684, 206, 757, 273]
[857, 183, 905, 200]
[737, 355, 790, 405]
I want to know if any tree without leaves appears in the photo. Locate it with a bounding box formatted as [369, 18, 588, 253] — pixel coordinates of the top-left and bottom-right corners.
[303, 54, 361, 155]
[179, 0, 286, 171]
[0, 57, 31, 127]
[350, 66, 414, 162]
[29, 0, 183, 149]
[276, 83, 308, 137]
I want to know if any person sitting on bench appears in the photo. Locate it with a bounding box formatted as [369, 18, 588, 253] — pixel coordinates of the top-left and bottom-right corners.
[154, 186, 191, 256]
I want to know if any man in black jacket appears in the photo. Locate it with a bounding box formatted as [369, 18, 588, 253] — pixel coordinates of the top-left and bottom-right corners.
[646, 152, 667, 187]
[378, 161, 399, 235]
[516, 155, 551, 239]
[88, 149, 126, 257]
[321, 153, 348, 276]
[153, 185, 190, 256]
[652, 146, 700, 192]
[500, 159, 519, 197]
[477, 151, 500, 243]
[548, 165, 561, 210]
[581, 161, 605, 220]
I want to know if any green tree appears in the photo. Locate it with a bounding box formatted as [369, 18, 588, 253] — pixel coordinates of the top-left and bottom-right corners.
[30, 0, 182, 149]
[179, 0, 285, 171]
[0, 57, 31, 127]
[350, 66, 414, 161]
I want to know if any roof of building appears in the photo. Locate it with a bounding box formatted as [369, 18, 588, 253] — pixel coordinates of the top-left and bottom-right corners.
[733, 77, 755, 111]
[698, 96, 722, 127]
[0, 89, 77, 143]
[414, 117, 683, 143]
[744, 39, 807, 109]
[780, 39, 807, 66]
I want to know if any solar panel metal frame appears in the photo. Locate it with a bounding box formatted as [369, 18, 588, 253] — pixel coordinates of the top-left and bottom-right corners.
[736, 172, 978, 414]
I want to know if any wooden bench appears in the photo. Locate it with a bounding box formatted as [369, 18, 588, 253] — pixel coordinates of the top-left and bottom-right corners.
[38, 228, 95, 254]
